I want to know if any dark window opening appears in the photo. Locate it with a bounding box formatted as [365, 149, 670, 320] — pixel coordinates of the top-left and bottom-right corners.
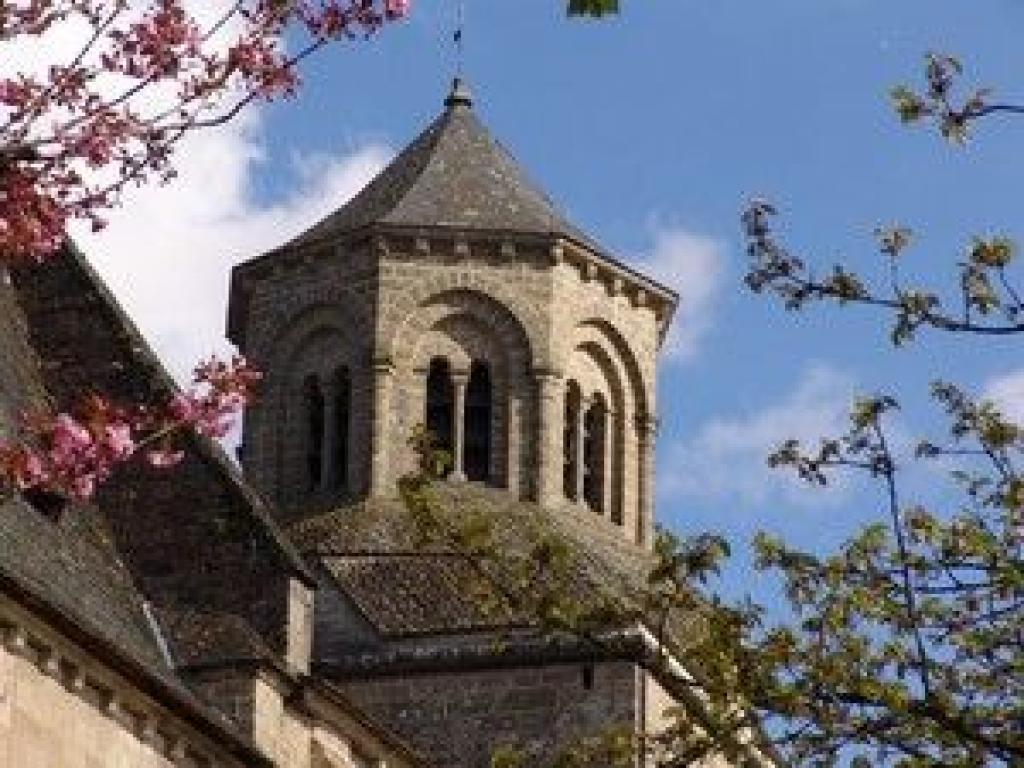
[581, 664, 595, 690]
[563, 381, 582, 500]
[23, 487, 68, 521]
[303, 374, 324, 490]
[426, 358, 455, 476]
[333, 367, 351, 490]
[583, 398, 606, 512]
[464, 361, 492, 482]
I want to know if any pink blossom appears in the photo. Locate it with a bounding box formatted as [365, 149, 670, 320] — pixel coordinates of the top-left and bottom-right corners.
[385, 0, 411, 20]
[1, 1, 407, 264]
[102, 423, 135, 460]
[17, 452, 46, 489]
[50, 413, 94, 464]
[145, 449, 184, 468]
[69, 474, 96, 501]
[168, 392, 198, 422]
[0, 355, 261, 502]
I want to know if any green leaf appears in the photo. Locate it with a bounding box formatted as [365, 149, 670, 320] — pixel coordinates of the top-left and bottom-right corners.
[567, 0, 620, 17]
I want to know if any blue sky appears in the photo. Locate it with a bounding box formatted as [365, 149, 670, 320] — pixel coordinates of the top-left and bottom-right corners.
[69, 0, 1024, 595]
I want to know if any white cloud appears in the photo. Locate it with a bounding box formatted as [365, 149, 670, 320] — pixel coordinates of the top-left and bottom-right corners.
[630, 227, 727, 362]
[981, 369, 1024, 424]
[658, 364, 856, 507]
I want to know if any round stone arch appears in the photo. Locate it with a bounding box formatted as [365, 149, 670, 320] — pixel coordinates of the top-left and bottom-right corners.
[573, 318, 650, 419]
[389, 288, 534, 495]
[379, 273, 545, 370]
[564, 339, 627, 524]
[259, 304, 371, 505]
[410, 313, 508, 373]
[562, 318, 651, 536]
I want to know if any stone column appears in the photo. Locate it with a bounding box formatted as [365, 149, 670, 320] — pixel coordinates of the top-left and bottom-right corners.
[602, 408, 615, 519]
[451, 369, 469, 482]
[369, 358, 394, 497]
[535, 370, 564, 506]
[506, 389, 522, 496]
[575, 397, 588, 505]
[636, 413, 658, 548]
[321, 375, 337, 489]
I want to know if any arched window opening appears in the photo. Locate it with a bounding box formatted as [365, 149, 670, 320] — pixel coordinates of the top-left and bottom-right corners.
[563, 381, 582, 500]
[610, 413, 624, 526]
[426, 358, 455, 476]
[332, 367, 351, 490]
[583, 396, 607, 513]
[303, 374, 324, 490]
[464, 361, 492, 482]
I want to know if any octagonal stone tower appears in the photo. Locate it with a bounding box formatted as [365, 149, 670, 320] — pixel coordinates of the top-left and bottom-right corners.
[228, 80, 677, 547]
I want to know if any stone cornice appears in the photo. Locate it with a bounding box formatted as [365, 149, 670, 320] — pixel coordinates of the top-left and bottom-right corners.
[228, 224, 679, 349]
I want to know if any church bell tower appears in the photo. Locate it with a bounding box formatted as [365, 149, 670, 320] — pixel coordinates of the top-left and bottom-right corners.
[227, 80, 677, 547]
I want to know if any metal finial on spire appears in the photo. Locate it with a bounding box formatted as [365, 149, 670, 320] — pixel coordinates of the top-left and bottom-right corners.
[445, 76, 473, 109]
[453, 0, 465, 78]
[444, 1, 472, 109]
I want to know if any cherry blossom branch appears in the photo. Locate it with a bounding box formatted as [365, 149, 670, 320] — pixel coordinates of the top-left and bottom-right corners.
[0, 355, 261, 504]
[0, 0, 411, 263]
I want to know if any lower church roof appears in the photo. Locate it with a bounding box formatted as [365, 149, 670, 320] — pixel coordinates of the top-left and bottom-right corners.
[288, 484, 702, 654]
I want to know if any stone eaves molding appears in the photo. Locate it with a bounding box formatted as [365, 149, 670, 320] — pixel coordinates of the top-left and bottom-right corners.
[228, 226, 679, 350]
[0, 587, 269, 767]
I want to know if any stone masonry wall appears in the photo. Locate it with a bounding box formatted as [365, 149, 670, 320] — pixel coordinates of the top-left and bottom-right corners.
[236, 231, 668, 546]
[339, 660, 640, 768]
[240, 241, 379, 512]
[0, 601, 247, 768]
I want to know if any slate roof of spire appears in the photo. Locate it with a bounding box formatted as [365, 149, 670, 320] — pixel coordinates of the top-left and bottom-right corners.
[284, 78, 597, 250]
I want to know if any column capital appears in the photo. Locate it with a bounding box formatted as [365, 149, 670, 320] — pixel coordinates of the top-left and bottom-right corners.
[371, 356, 395, 376]
[549, 242, 566, 265]
[450, 368, 471, 385]
[532, 367, 564, 382]
[372, 234, 390, 256]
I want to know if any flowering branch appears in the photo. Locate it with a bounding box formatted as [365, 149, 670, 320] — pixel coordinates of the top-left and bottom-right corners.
[0, 0, 410, 263]
[0, 355, 261, 503]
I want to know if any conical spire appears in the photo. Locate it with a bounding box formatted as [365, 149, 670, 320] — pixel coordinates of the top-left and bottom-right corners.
[282, 80, 597, 250]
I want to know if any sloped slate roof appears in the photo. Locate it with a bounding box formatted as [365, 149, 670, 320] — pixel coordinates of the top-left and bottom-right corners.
[1, 244, 313, 672]
[285, 81, 594, 250]
[320, 554, 525, 638]
[288, 484, 695, 647]
[153, 604, 276, 668]
[0, 497, 173, 672]
[0, 277, 170, 674]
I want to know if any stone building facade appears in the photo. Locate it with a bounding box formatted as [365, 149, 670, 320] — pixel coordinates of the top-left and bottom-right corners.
[0, 249, 421, 767]
[0, 80, 774, 768]
[224, 81, 773, 767]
